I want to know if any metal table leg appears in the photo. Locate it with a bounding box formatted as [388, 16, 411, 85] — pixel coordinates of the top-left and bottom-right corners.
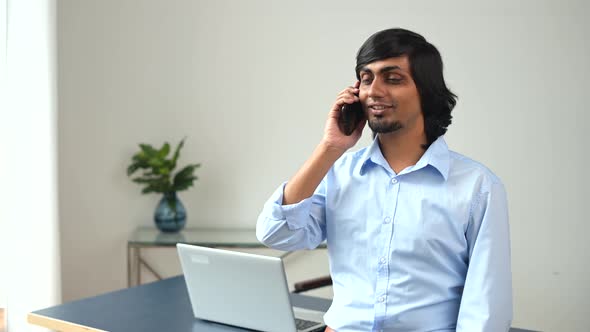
[127, 244, 140, 287]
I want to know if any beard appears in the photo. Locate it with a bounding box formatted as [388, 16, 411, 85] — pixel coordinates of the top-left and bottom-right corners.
[367, 116, 403, 133]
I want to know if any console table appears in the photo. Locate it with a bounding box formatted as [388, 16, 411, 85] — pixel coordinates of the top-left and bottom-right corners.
[127, 226, 266, 287]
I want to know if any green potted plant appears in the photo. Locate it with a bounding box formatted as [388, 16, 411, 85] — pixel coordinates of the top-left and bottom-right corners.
[127, 138, 200, 232]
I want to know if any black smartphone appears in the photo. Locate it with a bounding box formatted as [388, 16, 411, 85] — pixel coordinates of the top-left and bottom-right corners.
[338, 100, 364, 136]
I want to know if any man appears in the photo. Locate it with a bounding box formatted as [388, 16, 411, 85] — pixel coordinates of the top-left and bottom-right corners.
[257, 28, 512, 332]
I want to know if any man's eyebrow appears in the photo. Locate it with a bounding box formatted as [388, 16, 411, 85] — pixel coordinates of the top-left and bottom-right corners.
[359, 65, 403, 74]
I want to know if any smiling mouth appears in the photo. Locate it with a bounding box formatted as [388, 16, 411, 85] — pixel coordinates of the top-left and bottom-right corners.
[368, 104, 394, 116]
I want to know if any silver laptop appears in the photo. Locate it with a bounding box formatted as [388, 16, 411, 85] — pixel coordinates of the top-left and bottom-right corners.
[177, 243, 326, 332]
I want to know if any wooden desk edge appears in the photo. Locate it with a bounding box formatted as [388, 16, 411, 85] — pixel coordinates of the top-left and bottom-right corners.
[27, 312, 108, 332]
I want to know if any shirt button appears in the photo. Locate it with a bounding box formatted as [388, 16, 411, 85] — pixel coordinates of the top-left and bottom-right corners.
[391, 178, 398, 184]
[379, 257, 386, 264]
[378, 296, 385, 303]
[383, 217, 391, 224]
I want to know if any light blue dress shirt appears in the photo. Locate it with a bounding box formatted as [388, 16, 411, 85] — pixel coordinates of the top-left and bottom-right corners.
[257, 136, 512, 332]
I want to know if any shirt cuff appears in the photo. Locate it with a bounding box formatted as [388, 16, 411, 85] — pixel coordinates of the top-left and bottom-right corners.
[267, 182, 314, 230]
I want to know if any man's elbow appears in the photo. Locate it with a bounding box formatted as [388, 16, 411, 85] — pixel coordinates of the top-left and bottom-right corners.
[255, 216, 274, 246]
[255, 215, 290, 248]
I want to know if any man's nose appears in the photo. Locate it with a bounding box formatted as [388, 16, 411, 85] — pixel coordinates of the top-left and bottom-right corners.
[367, 79, 385, 98]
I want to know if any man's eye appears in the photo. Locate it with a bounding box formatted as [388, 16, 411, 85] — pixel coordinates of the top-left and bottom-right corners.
[361, 78, 372, 85]
[387, 78, 402, 84]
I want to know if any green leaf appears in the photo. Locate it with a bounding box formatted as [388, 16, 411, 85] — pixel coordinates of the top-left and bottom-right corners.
[141, 186, 156, 194]
[132, 153, 143, 162]
[147, 158, 163, 169]
[157, 143, 171, 159]
[173, 164, 198, 184]
[171, 138, 186, 169]
[127, 163, 141, 176]
[139, 144, 158, 157]
[173, 163, 199, 191]
[132, 176, 158, 184]
[173, 176, 197, 191]
[158, 167, 170, 176]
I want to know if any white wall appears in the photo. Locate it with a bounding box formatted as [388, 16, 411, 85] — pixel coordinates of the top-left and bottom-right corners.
[57, 1, 589, 331]
[0, 0, 6, 314]
[3, 0, 61, 331]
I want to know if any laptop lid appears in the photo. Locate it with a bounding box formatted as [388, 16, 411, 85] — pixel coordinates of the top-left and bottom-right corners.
[177, 244, 323, 332]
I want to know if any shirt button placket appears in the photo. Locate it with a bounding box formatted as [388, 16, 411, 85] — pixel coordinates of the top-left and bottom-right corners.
[372, 176, 396, 327]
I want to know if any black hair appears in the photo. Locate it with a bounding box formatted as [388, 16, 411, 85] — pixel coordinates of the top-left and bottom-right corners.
[356, 28, 457, 149]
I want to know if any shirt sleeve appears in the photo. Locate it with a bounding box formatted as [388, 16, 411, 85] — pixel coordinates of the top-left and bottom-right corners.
[456, 180, 513, 332]
[256, 180, 327, 251]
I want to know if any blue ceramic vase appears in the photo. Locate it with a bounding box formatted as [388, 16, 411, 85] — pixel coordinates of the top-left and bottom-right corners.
[154, 192, 186, 232]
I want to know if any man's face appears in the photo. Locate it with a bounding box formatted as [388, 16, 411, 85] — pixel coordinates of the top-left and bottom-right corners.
[358, 56, 423, 135]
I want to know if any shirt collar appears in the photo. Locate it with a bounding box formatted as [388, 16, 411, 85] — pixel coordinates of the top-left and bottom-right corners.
[415, 136, 450, 180]
[358, 135, 450, 180]
[358, 136, 388, 176]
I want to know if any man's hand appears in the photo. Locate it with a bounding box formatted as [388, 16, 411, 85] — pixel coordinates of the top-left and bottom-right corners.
[321, 81, 366, 153]
[282, 82, 366, 205]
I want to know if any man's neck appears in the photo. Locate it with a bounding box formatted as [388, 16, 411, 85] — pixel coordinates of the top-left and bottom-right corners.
[377, 130, 428, 174]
